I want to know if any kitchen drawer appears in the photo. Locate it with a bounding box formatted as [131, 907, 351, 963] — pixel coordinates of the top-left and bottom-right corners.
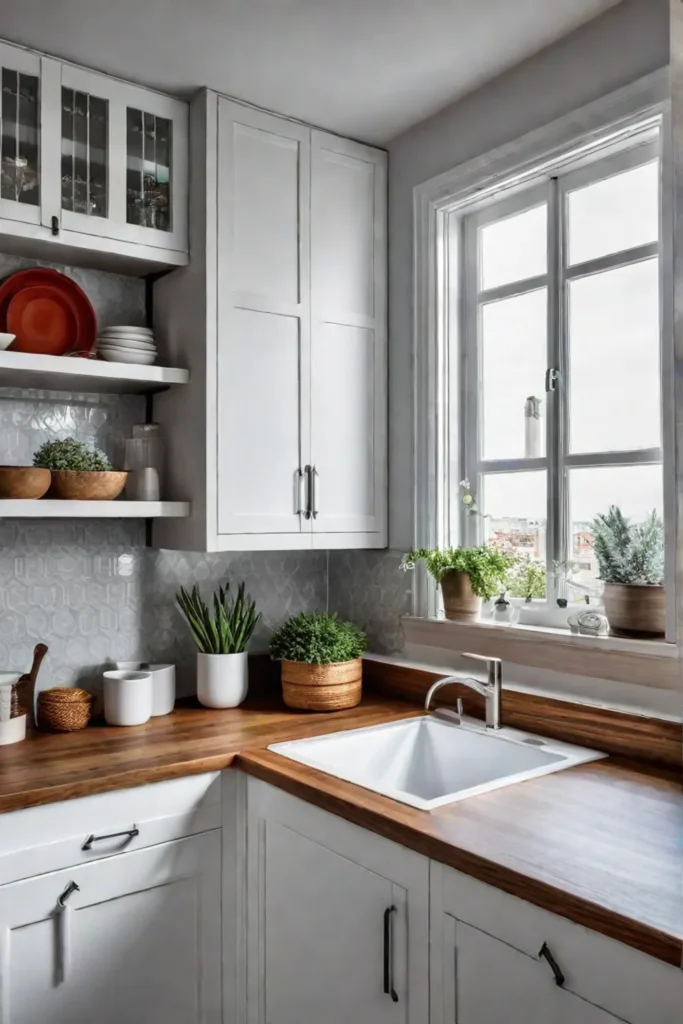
[432, 862, 682, 1024]
[0, 772, 221, 885]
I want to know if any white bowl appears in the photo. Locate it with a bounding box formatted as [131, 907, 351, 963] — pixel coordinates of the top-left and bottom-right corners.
[0, 333, 16, 351]
[100, 326, 153, 335]
[100, 349, 156, 365]
[98, 338, 157, 352]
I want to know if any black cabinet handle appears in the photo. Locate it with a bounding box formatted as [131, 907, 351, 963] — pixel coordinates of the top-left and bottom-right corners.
[51, 215, 59, 236]
[539, 942, 565, 987]
[82, 826, 139, 851]
[383, 905, 399, 1002]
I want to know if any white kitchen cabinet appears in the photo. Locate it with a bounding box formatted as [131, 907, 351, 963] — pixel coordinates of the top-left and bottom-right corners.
[153, 91, 387, 552]
[245, 777, 429, 1024]
[0, 37, 188, 273]
[0, 831, 221, 1024]
[430, 861, 683, 1024]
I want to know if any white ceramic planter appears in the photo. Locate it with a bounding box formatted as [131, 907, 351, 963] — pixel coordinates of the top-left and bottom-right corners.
[103, 670, 153, 726]
[149, 664, 176, 716]
[197, 652, 248, 709]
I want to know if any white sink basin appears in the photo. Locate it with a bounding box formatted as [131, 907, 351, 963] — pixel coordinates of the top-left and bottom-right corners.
[269, 715, 606, 810]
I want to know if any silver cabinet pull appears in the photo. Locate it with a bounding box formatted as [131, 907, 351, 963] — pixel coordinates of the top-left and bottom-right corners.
[310, 465, 318, 519]
[82, 826, 139, 851]
[295, 468, 307, 517]
[383, 905, 399, 1002]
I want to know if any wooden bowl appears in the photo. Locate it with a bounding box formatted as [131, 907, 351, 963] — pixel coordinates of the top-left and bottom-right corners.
[0, 466, 51, 499]
[50, 470, 128, 501]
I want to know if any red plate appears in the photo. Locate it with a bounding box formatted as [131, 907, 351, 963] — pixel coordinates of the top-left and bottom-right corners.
[8, 286, 79, 356]
[0, 268, 97, 355]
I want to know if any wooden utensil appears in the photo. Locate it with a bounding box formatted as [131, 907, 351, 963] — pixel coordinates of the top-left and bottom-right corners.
[15, 643, 48, 729]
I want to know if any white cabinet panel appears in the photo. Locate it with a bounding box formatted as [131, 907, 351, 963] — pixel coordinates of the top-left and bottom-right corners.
[311, 132, 387, 542]
[0, 832, 221, 1024]
[232, 123, 301, 303]
[247, 778, 429, 1024]
[217, 308, 303, 534]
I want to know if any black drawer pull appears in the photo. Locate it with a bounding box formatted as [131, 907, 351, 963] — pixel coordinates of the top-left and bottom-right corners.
[539, 942, 565, 987]
[82, 826, 139, 851]
[383, 905, 399, 1002]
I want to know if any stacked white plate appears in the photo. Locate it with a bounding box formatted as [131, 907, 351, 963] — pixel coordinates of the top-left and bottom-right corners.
[97, 326, 157, 366]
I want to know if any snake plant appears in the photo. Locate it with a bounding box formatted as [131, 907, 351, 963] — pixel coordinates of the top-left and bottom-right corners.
[176, 581, 261, 654]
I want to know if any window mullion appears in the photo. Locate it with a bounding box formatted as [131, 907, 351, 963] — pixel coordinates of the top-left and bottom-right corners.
[462, 217, 480, 547]
[546, 176, 563, 602]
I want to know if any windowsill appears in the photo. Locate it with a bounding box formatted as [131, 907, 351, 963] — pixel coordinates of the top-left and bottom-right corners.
[401, 615, 680, 691]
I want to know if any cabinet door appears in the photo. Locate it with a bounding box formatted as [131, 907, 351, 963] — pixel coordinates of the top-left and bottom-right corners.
[247, 778, 429, 1024]
[216, 99, 311, 539]
[445, 919, 623, 1024]
[0, 42, 43, 226]
[0, 831, 221, 1024]
[310, 131, 387, 545]
[54, 65, 188, 253]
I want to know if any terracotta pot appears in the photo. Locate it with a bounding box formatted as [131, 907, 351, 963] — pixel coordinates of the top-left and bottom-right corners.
[440, 570, 482, 622]
[602, 582, 665, 638]
[281, 658, 362, 711]
[0, 466, 51, 499]
[50, 470, 127, 500]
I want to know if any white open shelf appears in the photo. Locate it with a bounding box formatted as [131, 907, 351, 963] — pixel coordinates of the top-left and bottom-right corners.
[0, 500, 190, 518]
[0, 351, 189, 395]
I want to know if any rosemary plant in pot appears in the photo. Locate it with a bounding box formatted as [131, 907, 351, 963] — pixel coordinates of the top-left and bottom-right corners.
[177, 582, 261, 707]
[400, 547, 516, 622]
[592, 507, 665, 637]
[269, 612, 368, 711]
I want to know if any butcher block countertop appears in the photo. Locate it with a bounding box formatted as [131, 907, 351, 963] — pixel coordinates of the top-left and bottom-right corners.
[0, 693, 680, 967]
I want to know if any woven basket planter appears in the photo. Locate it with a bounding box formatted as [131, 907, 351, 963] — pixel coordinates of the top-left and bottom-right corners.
[281, 659, 362, 712]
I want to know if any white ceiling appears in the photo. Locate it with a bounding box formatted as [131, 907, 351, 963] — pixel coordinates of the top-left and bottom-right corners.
[0, 0, 621, 143]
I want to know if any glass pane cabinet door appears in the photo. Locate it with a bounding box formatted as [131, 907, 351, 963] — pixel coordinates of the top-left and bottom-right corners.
[126, 107, 172, 232]
[61, 87, 108, 218]
[0, 65, 40, 212]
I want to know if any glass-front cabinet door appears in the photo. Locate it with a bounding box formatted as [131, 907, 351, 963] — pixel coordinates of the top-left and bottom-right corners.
[0, 42, 42, 224]
[57, 65, 188, 254]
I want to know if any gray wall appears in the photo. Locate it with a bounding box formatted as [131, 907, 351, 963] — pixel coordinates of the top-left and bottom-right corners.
[0, 254, 328, 694]
[387, 0, 669, 550]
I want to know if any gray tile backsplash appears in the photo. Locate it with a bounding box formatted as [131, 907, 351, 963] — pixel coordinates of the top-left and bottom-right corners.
[0, 253, 395, 694]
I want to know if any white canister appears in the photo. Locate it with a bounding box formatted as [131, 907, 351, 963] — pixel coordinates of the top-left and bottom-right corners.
[149, 664, 176, 716]
[197, 652, 248, 709]
[103, 671, 153, 726]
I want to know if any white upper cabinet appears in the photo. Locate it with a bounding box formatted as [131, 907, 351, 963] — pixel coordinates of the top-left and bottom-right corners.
[0, 38, 188, 272]
[310, 132, 386, 542]
[216, 102, 311, 538]
[154, 91, 387, 552]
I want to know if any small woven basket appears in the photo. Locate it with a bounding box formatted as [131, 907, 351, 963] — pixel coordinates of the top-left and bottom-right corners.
[37, 688, 93, 732]
[281, 659, 362, 712]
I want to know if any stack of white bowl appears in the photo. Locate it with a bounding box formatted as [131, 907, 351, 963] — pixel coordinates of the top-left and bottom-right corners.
[97, 326, 157, 366]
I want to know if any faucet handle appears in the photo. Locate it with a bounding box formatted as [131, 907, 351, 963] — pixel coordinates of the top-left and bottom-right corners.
[456, 698, 464, 718]
[461, 653, 501, 665]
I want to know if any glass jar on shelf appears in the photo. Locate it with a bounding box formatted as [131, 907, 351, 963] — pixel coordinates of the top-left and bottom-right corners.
[124, 423, 165, 501]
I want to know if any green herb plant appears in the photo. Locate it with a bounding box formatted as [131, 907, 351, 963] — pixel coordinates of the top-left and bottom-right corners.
[400, 546, 516, 601]
[177, 581, 261, 654]
[507, 556, 546, 601]
[33, 438, 112, 472]
[591, 506, 664, 586]
[269, 612, 368, 665]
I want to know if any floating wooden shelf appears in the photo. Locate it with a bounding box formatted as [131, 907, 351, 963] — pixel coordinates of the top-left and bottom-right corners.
[0, 351, 189, 395]
[0, 500, 190, 518]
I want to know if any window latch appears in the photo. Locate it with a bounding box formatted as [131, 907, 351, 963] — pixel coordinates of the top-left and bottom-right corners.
[545, 367, 560, 393]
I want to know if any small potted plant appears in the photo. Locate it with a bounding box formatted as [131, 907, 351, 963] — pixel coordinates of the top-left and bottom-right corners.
[33, 438, 127, 500]
[400, 546, 516, 622]
[269, 612, 368, 711]
[591, 506, 665, 637]
[508, 556, 546, 603]
[177, 581, 261, 707]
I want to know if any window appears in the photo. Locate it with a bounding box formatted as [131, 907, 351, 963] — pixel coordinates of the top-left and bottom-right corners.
[450, 123, 668, 625]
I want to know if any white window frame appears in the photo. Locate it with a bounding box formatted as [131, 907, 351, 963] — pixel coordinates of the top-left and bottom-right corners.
[412, 69, 677, 657]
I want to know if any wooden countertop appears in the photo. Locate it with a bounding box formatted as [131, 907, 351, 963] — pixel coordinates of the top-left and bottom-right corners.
[0, 694, 680, 967]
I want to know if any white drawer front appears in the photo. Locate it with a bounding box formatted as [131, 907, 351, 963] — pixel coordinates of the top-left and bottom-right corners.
[435, 863, 682, 1024]
[0, 772, 221, 884]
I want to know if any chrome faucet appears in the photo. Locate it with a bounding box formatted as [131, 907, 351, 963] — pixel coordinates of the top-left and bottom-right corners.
[424, 654, 503, 730]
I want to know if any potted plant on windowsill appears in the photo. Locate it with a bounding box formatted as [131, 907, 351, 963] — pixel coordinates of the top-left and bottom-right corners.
[33, 438, 127, 500]
[592, 506, 665, 637]
[177, 581, 261, 707]
[400, 546, 516, 623]
[269, 612, 368, 711]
